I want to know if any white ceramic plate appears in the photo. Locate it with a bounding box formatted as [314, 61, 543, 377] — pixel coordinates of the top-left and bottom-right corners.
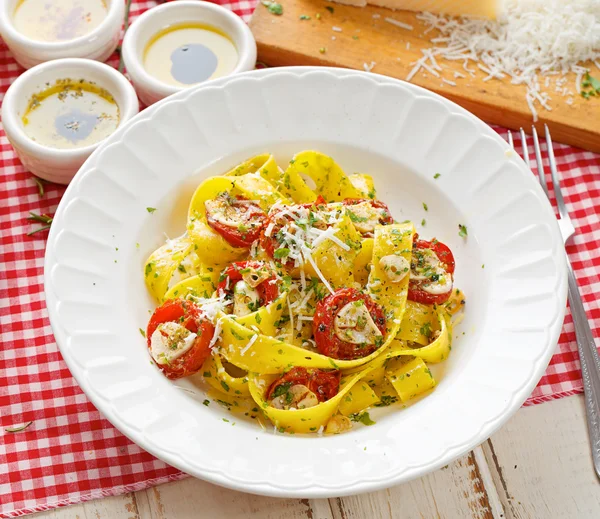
[45, 67, 567, 498]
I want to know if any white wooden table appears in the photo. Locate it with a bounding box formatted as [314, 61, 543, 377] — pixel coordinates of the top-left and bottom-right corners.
[32, 395, 600, 519]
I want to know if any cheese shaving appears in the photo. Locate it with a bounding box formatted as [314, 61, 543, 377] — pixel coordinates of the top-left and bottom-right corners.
[240, 334, 258, 356]
[411, 1, 600, 121]
[384, 18, 414, 31]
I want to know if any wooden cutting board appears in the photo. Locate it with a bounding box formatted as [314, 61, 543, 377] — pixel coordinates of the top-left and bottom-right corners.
[249, 0, 600, 153]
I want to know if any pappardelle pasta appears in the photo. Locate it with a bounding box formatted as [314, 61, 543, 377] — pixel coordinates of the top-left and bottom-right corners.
[143, 151, 465, 435]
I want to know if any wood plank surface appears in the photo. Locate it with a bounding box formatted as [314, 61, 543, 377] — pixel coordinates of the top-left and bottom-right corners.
[249, 0, 600, 153]
[29, 395, 599, 519]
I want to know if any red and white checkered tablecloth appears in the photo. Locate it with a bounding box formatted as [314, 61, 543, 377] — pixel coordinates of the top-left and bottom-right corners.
[0, 1, 599, 517]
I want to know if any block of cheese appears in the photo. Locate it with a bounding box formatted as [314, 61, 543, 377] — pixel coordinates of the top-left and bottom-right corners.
[333, 0, 499, 19]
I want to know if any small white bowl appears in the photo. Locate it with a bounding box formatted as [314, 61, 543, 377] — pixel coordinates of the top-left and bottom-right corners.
[0, 0, 124, 70]
[122, 1, 257, 106]
[1, 58, 139, 184]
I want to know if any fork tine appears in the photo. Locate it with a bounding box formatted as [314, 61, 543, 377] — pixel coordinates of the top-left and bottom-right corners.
[508, 130, 514, 149]
[532, 125, 550, 198]
[519, 128, 530, 169]
[545, 124, 568, 220]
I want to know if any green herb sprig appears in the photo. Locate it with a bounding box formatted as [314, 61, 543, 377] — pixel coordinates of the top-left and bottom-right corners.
[27, 212, 53, 236]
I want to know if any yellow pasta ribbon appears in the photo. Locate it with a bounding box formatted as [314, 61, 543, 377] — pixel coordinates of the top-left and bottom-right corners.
[224, 154, 277, 179]
[338, 382, 380, 416]
[235, 292, 288, 337]
[302, 214, 362, 288]
[230, 173, 289, 212]
[349, 173, 376, 199]
[202, 353, 251, 398]
[287, 151, 364, 202]
[164, 268, 219, 301]
[368, 222, 415, 343]
[219, 314, 398, 374]
[144, 235, 195, 302]
[187, 176, 246, 267]
[248, 371, 369, 434]
[386, 357, 436, 402]
[354, 237, 373, 285]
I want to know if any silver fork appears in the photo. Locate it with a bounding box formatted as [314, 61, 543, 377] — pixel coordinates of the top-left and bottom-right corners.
[509, 125, 600, 479]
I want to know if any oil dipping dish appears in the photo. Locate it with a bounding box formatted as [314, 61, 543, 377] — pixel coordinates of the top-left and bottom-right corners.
[122, 1, 256, 105]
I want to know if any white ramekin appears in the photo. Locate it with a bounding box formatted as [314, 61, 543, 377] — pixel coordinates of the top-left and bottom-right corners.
[1, 58, 139, 184]
[122, 1, 257, 106]
[0, 0, 124, 70]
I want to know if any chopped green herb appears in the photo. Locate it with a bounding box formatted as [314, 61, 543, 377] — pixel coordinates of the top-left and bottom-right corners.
[261, 0, 283, 15]
[299, 14, 311, 20]
[139, 328, 146, 338]
[421, 219, 426, 226]
[347, 210, 368, 223]
[220, 381, 230, 392]
[580, 72, 600, 99]
[203, 371, 212, 378]
[350, 412, 375, 426]
[273, 247, 290, 259]
[146, 207, 156, 214]
[177, 264, 187, 273]
[434, 173, 441, 179]
[203, 399, 210, 406]
[325, 6, 334, 13]
[458, 224, 468, 238]
[422, 202, 428, 211]
[230, 329, 246, 341]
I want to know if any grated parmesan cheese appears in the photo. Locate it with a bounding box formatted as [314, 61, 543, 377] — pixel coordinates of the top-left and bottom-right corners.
[409, 0, 600, 120]
[240, 334, 258, 356]
[384, 17, 414, 31]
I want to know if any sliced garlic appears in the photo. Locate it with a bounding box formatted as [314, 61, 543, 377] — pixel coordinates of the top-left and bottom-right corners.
[150, 321, 197, 365]
[334, 301, 382, 344]
[379, 254, 410, 283]
[325, 414, 353, 434]
[233, 280, 261, 317]
[241, 264, 272, 288]
[270, 384, 319, 410]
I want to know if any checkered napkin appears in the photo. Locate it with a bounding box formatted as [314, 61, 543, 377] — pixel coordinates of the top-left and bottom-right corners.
[1, 1, 599, 516]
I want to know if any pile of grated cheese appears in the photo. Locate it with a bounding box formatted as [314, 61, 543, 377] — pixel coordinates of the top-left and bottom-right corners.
[405, 0, 600, 120]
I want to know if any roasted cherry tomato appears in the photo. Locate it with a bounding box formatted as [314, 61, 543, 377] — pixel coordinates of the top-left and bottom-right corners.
[313, 287, 387, 360]
[146, 299, 215, 379]
[267, 367, 340, 403]
[217, 261, 279, 316]
[342, 198, 393, 236]
[205, 193, 266, 248]
[408, 236, 456, 305]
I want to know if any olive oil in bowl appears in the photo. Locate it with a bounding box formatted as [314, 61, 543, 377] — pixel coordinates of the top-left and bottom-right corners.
[143, 23, 239, 87]
[22, 79, 120, 150]
[12, 0, 108, 42]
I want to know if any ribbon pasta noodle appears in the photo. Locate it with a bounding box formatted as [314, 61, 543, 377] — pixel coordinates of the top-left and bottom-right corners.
[142, 151, 465, 435]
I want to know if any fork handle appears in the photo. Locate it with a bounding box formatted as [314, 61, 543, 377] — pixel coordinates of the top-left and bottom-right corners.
[567, 260, 600, 479]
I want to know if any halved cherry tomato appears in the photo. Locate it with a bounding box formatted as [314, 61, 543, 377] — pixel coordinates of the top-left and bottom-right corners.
[217, 261, 279, 307]
[342, 198, 393, 235]
[408, 235, 456, 305]
[146, 299, 215, 379]
[205, 194, 266, 248]
[313, 287, 387, 360]
[267, 367, 340, 403]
